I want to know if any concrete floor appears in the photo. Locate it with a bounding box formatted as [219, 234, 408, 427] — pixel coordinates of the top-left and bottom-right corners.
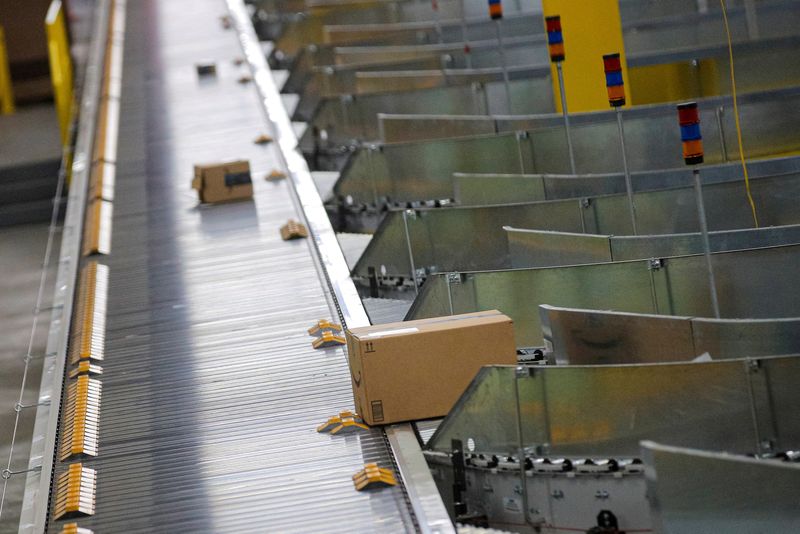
[0, 105, 61, 169]
[0, 104, 62, 228]
[0, 223, 58, 532]
[0, 67, 68, 533]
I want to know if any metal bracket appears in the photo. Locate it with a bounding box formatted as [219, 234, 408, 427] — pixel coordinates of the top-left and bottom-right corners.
[451, 439, 467, 517]
[2, 465, 41, 480]
[14, 401, 50, 412]
[446, 272, 462, 284]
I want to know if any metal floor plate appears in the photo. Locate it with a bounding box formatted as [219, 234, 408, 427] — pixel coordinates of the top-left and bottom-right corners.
[362, 298, 414, 326]
[47, 0, 417, 531]
[336, 233, 372, 270]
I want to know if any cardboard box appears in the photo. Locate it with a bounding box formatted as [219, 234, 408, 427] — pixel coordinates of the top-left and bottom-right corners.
[192, 160, 253, 203]
[346, 310, 517, 426]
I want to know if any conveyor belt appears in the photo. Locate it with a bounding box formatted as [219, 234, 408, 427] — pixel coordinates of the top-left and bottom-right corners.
[36, 0, 444, 531]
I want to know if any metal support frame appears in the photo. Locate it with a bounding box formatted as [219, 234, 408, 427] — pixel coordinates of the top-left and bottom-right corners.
[616, 108, 638, 234]
[459, 0, 472, 69]
[493, 19, 512, 113]
[692, 168, 721, 318]
[555, 62, 576, 174]
[19, 1, 114, 532]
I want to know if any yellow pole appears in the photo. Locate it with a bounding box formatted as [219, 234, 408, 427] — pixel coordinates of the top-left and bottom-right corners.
[542, 0, 631, 113]
[46, 0, 74, 145]
[0, 26, 15, 114]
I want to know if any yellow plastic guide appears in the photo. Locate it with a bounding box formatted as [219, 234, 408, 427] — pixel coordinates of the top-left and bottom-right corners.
[253, 133, 273, 144]
[60, 523, 94, 534]
[46, 0, 74, 145]
[82, 200, 113, 256]
[89, 160, 116, 201]
[280, 219, 309, 240]
[265, 169, 287, 181]
[542, 0, 630, 113]
[312, 330, 346, 349]
[68, 360, 104, 379]
[330, 418, 369, 435]
[69, 262, 109, 364]
[0, 26, 14, 114]
[59, 375, 102, 461]
[352, 463, 398, 491]
[307, 319, 343, 336]
[317, 411, 367, 434]
[53, 463, 97, 519]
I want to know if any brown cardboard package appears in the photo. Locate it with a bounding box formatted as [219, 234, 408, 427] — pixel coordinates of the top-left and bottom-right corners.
[192, 160, 253, 203]
[346, 310, 516, 426]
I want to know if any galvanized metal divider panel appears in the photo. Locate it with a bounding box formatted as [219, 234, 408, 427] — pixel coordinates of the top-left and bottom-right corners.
[353, 34, 800, 116]
[270, 0, 539, 60]
[285, 0, 797, 87]
[255, 0, 731, 32]
[300, 76, 551, 151]
[351, 172, 800, 280]
[331, 35, 545, 69]
[305, 4, 800, 145]
[46, 0, 433, 531]
[622, 0, 799, 52]
[351, 64, 549, 99]
[539, 305, 800, 365]
[506, 224, 800, 268]
[426, 355, 800, 458]
[278, 13, 546, 95]
[362, 298, 414, 326]
[314, 14, 543, 61]
[453, 156, 800, 207]
[333, 85, 800, 205]
[406, 244, 800, 348]
[277, 12, 547, 97]
[642, 441, 800, 533]
[336, 232, 373, 269]
[293, 57, 445, 124]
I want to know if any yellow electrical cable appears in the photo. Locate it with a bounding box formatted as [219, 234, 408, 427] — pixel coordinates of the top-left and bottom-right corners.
[719, 0, 759, 227]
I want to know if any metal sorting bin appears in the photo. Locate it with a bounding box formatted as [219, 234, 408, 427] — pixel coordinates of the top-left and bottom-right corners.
[256, 0, 800, 531]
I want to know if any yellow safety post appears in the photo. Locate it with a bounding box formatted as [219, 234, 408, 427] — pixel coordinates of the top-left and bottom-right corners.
[45, 0, 74, 145]
[542, 0, 631, 113]
[0, 26, 14, 114]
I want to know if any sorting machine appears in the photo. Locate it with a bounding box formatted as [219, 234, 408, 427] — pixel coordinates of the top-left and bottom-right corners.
[250, 0, 800, 532]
